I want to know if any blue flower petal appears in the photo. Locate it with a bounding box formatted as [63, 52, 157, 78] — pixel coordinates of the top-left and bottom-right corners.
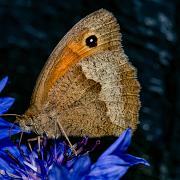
[99, 128, 131, 159]
[71, 155, 91, 179]
[0, 128, 21, 139]
[0, 97, 15, 114]
[119, 154, 150, 167]
[19, 144, 29, 156]
[0, 154, 14, 171]
[3, 146, 22, 162]
[53, 142, 66, 165]
[66, 156, 78, 170]
[86, 128, 150, 180]
[0, 117, 12, 128]
[87, 155, 127, 180]
[48, 164, 70, 180]
[0, 118, 21, 140]
[36, 159, 48, 177]
[0, 138, 13, 148]
[0, 146, 25, 178]
[87, 153, 149, 180]
[0, 77, 8, 93]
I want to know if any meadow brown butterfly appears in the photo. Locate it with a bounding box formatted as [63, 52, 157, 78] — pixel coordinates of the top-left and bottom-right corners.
[18, 9, 141, 138]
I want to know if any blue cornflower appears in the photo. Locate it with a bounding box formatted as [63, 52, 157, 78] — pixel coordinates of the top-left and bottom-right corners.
[0, 76, 150, 179]
[0, 135, 92, 179]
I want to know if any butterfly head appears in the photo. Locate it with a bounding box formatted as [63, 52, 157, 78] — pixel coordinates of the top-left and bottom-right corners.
[17, 113, 39, 134]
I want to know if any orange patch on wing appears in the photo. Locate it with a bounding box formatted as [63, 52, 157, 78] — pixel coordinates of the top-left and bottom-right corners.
[43, 43, 90, 102]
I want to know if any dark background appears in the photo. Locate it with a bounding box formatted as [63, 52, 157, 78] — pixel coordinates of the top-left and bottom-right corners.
[0, 0, 179, 179]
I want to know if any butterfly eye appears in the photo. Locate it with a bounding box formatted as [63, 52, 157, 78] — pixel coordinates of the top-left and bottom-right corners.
[85, 35, 98, 48]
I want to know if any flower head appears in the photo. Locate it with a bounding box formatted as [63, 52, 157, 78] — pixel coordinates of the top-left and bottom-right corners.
[0, 136, 92, 179]
[0, 129, 149, 180]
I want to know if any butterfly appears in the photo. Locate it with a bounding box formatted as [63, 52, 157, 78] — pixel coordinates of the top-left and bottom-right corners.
[18, 9, 141, 138]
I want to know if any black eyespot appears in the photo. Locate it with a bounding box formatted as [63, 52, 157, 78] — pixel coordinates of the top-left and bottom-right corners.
[85, 35, 98, 48]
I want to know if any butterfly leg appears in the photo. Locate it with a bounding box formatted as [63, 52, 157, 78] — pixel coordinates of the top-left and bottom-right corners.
[27, 136, 41, 152]
[18, 131, 24, 147]
[57, 119, 77, 156]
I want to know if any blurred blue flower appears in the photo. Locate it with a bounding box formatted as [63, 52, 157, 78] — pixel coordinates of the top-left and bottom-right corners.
[0, 77, 22, 141]
[0, 76, 149, 179]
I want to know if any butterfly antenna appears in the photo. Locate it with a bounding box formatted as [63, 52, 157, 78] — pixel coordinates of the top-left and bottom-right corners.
[54, 120, 58, 158]
[57, 120, 77, 156]
[0, 113, 22, 118]
[19, 131, 24, 147]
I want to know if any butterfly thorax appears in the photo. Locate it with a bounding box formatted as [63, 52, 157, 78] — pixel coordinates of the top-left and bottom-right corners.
[17, 105, 60, 138]
[17, 107, 42, 136]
